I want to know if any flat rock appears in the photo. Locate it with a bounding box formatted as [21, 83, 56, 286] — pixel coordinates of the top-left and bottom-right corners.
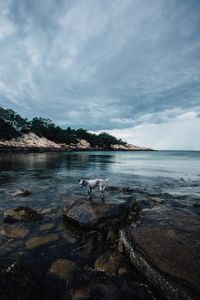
[39, 223, 55, 231]
[1, 224, 29, 238]
[63, 199, 129, 228]
[25, 233, 59, 249]
[4, 206, 43, 223]
[120, 207, 200, 300]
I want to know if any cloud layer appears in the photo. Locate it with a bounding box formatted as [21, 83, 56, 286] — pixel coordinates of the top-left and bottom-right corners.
[0, 0, 200, 148]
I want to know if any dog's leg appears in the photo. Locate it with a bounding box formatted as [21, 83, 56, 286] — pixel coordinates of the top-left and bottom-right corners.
[88, 188, 92, 201]
[100, 186, 105, 201]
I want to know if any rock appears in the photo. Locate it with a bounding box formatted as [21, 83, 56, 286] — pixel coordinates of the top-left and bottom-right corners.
[121, 187, 134, 194]
[61, 230, 79, 244]
[0, 261, 43, 300]
[76, 139, 91, 150]
[11, 188, 32, 196]
[4, 206, 43, 223]
[94, 252, 127, 275]
[1, 224, 29, 238]
[120, 207, 200, 300]
[118, 267, 127, 276]
[48, 259, 77, 281]
[71, 238, 94, 258]
[149, 196, 161, 202]
[39, 223, 55, 231]
[0, 132, 61, 150]
[110, 144, 153, 151]
[63, 199, 129, 228]
[25, 233, 59, 249]
[66, 281, 119, 300]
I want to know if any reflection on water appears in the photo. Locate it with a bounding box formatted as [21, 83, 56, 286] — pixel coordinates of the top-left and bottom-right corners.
[0, 150, 200, 212]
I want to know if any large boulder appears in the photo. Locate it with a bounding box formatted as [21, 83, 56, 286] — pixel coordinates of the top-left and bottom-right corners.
[62, 199, 130, 228]
[120, 207, 200, 300]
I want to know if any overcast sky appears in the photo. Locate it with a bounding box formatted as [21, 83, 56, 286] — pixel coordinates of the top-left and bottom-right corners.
[0, 0, 200, 149]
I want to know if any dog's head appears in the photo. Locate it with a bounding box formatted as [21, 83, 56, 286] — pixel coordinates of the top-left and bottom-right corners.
[79, 179, 87, 188]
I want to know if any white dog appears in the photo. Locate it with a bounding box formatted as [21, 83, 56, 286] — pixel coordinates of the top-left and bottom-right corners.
[79, 179, 109, 200]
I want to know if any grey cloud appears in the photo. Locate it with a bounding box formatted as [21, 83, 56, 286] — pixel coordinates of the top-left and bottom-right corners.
[0, 0, 200, 130]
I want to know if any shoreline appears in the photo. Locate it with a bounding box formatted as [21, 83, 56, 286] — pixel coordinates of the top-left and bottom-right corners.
[0, 146, 154, 153]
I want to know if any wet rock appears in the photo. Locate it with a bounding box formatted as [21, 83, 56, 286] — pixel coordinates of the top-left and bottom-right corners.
[39, 223, 55, 231]
[0, 240, 18, 256]
[65, 279, 155, 300]
[71, 238, 94, 258]
[61, 230, 79, 245]
[120, 207, 200, 300]
[63, 198, 129, 228]
[25, 233, 59, 249]
[66, 281, 118, 300]
[1, 224, 29, 238]
[11, 188, 32, 196]
[48, 259, 77, 281]
[4, 206, 43, 223]
[94, 252, 128, 275]
[149, 196, 162, 202]
[106, 186, 120, 192]
[121, 187, 134, 194]
[118, 267, 127, 276]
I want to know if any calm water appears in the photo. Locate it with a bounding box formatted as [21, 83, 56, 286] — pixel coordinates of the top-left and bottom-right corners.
[0, 150, 200, 213]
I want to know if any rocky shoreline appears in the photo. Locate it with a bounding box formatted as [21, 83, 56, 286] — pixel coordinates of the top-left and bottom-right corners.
[0, 132, 153, 152]
[0, 186, 199, 299]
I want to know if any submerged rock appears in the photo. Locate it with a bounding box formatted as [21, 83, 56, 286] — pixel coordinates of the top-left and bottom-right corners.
[95, 252, 128, 275]
[120, 207, 200, 300]
[62, 198, 130, 228]
[1, 224, 29, 238]
[25, 233, 59, 249]
[11, 188, 32, 196]
[48, 259, 77, 281]
[4, 206, 43, 223]
[39, 223, 55, 232]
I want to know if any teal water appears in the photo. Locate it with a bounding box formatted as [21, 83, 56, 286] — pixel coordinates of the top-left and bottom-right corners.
[0, 150, 200, 211]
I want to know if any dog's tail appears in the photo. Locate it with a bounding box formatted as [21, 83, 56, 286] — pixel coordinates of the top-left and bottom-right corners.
[105, 179, 109, 181]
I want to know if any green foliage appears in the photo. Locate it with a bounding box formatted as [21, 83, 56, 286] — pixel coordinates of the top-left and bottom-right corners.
[0, 106, 126, 147]
[0, 118, 21, 139]
[0, 107, 30, 133]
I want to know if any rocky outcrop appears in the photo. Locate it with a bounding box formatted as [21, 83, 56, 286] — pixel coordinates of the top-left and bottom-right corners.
[0, 134, 152, 152]
[0, 132, 61, 151]
[120, 207, 200, 300]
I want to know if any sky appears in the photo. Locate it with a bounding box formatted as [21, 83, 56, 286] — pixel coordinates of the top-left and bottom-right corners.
[0, 0, 200, 150]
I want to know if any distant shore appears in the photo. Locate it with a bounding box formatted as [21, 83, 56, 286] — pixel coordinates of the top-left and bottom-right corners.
[0, 132, 153, 153]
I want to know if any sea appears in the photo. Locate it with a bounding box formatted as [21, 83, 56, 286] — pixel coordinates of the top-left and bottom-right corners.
[0, 150, 199, 298]
[0, 150, 200, 212]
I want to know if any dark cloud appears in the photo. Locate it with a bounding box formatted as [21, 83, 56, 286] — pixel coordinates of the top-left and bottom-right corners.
[0, 0, 200, 132]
